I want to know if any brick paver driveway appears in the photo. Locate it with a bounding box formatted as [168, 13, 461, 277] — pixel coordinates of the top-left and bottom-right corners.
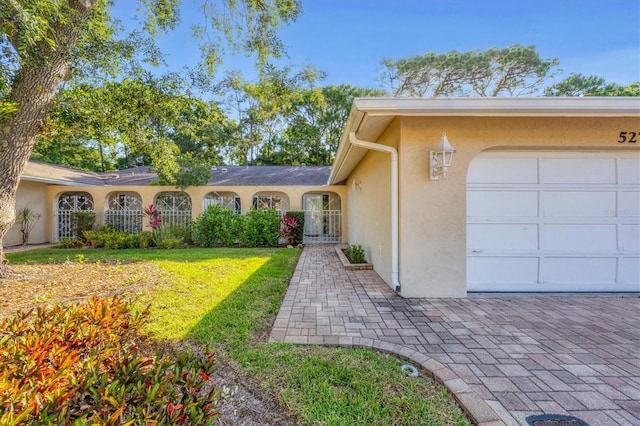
[269, 245, 640, 426]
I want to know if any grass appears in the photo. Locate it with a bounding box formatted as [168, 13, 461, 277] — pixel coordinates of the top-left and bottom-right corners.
[6, 247, 471, 425]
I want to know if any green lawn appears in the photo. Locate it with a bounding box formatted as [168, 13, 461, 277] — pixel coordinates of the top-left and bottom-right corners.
[6, 247, 471, 425]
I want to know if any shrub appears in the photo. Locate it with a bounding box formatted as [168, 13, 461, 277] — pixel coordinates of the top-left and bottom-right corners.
[279, 213, 298, 246]
[57, 237, 84, 248]
[158, 238, 182, 249]
[344, 244, 366, 264]
[154, 224, 193, 248]
[240, 209, 281, 247]
[16, 207, 41, 245]
[285, 210, 305, 245]
[0, 297, 219, 425]
[137, 230, 154, 248]
[166, 224, 193, 245]
[143, 204, 162, 230]
[70, 211, 96, 241]
[193, 205, 240, 247]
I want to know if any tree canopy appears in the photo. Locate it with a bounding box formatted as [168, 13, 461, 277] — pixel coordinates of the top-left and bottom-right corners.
[0, 0, 302, 274]
[544, 73, 640, 97]
[381, 44, 560, 97]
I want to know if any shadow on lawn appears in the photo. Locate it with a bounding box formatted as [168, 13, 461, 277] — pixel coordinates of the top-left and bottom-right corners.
[180, 249, 298, 352]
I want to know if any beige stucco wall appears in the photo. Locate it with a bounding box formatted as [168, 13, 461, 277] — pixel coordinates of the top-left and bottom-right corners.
[346, 121, 400, 288]
[396, 115, 640, 297]
[42, 184, 347, 242]
[5, 180, 50, 247]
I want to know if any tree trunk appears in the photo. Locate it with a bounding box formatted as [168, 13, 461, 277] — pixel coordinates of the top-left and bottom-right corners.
[0, 1, 95, 277]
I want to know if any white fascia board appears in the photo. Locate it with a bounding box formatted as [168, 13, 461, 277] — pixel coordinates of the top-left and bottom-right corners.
[352, 97, 640, 117]
[328, 97, 640, 184]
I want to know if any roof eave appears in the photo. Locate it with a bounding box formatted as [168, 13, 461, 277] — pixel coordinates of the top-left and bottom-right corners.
[328, 97, 640, 185]
[21, 176, 96, 186]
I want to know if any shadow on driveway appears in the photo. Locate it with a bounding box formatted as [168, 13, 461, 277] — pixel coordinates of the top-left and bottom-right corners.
[270, 245, 640, 426]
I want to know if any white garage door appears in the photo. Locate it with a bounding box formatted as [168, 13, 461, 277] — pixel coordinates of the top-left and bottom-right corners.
[467, 151, 640, 292]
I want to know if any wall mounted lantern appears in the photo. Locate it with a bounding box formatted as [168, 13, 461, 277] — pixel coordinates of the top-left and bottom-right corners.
[429, 132, 456, 180]
[351, 178, 362, 191]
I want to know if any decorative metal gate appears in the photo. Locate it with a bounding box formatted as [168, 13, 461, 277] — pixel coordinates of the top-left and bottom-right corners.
[252, 192, 289, 214]
[302, 193, 341, 244]
[56, 192, 94, 240]
[203, 191, 241, 214]
[104, 192, 143, 233]
[155, 192, 192, 226]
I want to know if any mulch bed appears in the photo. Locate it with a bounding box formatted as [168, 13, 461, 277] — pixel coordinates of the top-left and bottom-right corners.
[0, 260, 295, 425]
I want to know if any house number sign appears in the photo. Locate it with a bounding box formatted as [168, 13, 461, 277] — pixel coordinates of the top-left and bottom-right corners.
[617, 131, 638, 143]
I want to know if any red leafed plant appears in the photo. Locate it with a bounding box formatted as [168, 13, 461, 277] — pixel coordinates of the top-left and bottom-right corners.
[143, 204, 162, 230]
[279, 213, 298, 246]
[0, 297, 220, 425]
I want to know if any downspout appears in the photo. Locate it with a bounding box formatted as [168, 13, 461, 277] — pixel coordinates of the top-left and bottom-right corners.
[349, 132, 401, 294]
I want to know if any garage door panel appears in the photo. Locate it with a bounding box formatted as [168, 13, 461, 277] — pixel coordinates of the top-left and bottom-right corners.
[543, 158, 616, 184]
[543, 257, 617, 284]
[467, 157, 538, 184]
[622, 225, 640, 252]
[543, 224, 617, 251]
[543, 191, 616, 217]
[468, 191, 538, 217]
[619, 192, 640, 217]
[468, 224, 538, 250]
[467, 257, 539, 286]
[619, 258, 640, 285]
[619, 158, 640, 184]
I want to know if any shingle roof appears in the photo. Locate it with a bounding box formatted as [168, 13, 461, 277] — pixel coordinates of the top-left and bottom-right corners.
[207, 166, 330, 186]
[104, 167, 158, 185]
[22, 161, 106, 186]
[21, 162, 332, 187]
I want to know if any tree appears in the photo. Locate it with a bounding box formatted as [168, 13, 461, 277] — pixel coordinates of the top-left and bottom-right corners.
[39, 73, 225, 178]
[545, 73, 640, 96]
[264, 84, 385, 165]
[216, 64, 322, 165]
[381, 44, 559, 97]
[38, 74, 228, 179]
[0, 0, 301, 275]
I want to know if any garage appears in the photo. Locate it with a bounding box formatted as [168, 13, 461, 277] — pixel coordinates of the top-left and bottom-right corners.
[467, 150, 640, 292]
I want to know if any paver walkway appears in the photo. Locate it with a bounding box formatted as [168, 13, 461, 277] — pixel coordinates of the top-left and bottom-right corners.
[269, 245, 640, 426]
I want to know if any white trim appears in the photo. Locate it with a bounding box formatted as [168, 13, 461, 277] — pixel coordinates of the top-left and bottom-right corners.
[352, 97, 640, 117]
[329, 97, 640, 185]
[349, 132, 401, 294]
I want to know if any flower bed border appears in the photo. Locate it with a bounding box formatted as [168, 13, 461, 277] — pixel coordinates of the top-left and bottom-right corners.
[335, 246, 373, 270]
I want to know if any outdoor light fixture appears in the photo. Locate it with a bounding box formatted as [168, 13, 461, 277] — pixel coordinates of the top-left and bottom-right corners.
[429, 132, 456, 180]
[351, 178, 362, 191]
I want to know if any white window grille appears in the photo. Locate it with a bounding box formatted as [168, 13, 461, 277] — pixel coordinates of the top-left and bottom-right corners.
[203, 191, 241, 214]
[302, 193, 342, 244]
[252, 192, 289, 213]
[104, 192, 143, 233]
[55, 192, 94, 240]
[154, 192, 192, 227]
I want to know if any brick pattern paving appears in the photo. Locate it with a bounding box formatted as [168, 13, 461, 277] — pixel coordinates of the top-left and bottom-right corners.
[270, 245, 640, 426]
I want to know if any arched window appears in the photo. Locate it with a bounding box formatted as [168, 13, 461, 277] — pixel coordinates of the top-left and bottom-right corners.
[56, 192, 94, 240]
[252, 192, 289, 213]
[203, 191, 241, 214]
[154, 192, 192, 226]
[104, 192, 143, 233]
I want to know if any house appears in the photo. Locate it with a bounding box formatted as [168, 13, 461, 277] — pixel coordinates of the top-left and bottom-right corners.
[6, 162, 346, 247]
[7, 97, 640, 297]
[330, 97, 640, 296]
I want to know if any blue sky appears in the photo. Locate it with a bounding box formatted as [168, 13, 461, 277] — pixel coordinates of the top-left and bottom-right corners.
[112, 0, 640, 89]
